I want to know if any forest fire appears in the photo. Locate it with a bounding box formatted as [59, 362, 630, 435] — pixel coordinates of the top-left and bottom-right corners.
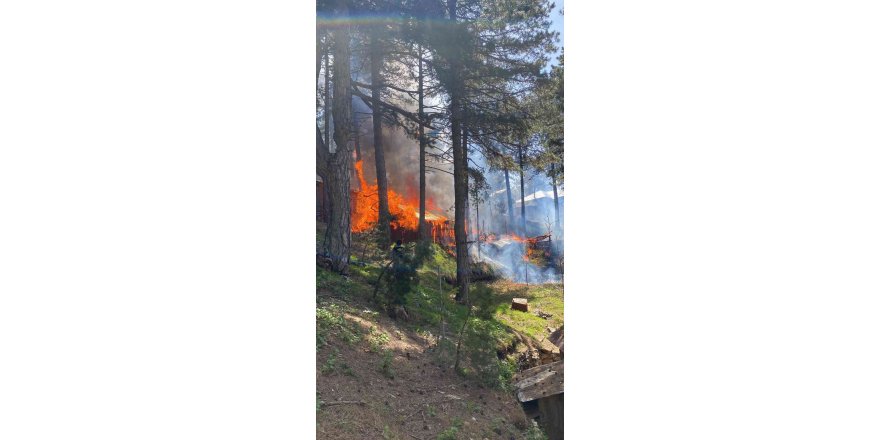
[474, 232, 560, 283]
[351, 160, 452, 243]
[508, 234, 530, 243]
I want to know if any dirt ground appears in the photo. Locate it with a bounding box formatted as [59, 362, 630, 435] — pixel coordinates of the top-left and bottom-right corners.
[317, 298, 536, 440]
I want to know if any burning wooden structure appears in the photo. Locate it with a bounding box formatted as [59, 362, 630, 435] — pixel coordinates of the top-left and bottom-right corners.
[316, 161, 455, 246]
[349, 159, 454, 245]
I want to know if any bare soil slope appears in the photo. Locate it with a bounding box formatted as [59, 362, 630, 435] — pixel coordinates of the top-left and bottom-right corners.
[317, 295, 534, 439]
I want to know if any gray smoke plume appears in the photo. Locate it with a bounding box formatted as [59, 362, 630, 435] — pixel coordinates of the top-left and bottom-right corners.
[352, 95, 454, 217]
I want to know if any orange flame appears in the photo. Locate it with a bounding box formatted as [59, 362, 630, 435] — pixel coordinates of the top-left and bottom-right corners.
[508, 233, 529, 243]
[351, 160, 449, 238]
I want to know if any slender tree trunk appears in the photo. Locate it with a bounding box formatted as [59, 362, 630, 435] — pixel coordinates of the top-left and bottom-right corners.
[504, 168, 514, 233]
[371, 29, 391, 249]
[448, 0, 469, 303]
[417, 45, 428, 243]
[518, 145, 527, 235]
[475, 195, 480, 259]
[316, 32, 323, 89]
[316, 32, 327, 182]
[487, 195, 493, 234]
[323, 3, 353, 273]
[463, 126, 469, 240]
[551, 163, 560, 230]
[323, 47, 331, 153]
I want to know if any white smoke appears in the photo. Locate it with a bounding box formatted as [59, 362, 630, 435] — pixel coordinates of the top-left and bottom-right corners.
[474, 237, 561, 284]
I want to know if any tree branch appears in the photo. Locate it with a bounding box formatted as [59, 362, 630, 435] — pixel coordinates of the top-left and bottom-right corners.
[353, 80, 417, 95]
[351, 85, 438, 131]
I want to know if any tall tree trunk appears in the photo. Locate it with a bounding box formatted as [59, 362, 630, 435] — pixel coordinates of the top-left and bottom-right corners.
[486, 194, 493, 235]
[323, 2, 353, 273]
[417, 45, 428, 243]
[504, 168, 514, 233]
[551, 163, 560, 231]
[323, 47, 331, 153]
[316, 32, 328, 181]
[316, 32, 323, 89]
[463, 126, 469, 240]
[518, 145, 527, 235]
[371, 29, 391, 249]
[448, 0, 469, 303]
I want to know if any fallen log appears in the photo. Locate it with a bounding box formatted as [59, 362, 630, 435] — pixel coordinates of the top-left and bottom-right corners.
[322, 400, 367, 407]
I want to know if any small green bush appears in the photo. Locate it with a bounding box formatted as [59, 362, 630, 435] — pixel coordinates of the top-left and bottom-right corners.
[524, 421, 548, 440]
[368, 327, 390, 352]
[437, 418, 463, 440]
[382, 424, 395, 440]
[320, 350, 338, 374]
[316, 304, 361, 348]
[380, 350, 395, 379]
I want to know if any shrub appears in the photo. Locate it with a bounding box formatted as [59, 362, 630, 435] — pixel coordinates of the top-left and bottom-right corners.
[368, 327, 390, 352]
[380, 350, 395, 379]
[316, 304, 361, 348]
[437, 418, 462, 440]
[524, 421, 548, 440]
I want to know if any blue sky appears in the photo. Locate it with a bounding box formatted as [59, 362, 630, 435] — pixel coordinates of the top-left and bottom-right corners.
[549, 0, 564, 65]
[551, 0, 564, 48]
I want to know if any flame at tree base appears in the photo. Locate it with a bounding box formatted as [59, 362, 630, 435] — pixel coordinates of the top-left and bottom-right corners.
[351, 160, 453, 244]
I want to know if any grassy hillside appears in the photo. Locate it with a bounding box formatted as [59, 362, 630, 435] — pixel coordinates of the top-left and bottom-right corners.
[316, 228, 562, 439]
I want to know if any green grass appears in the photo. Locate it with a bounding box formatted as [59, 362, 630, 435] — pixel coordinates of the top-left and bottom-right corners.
[316, 266, 364, 296]
[524, 421, 549, 440]
[422, 243, 457, 276]
[321, 349, 356, 376]
[436, 418, 463, 440]
[316, 303, 361, 349]
[368, 327, 391, 352]
[493, 283, 564, 339]
[404, 245, 562, 388]
[408, 245, 562, 342]
[318, 231, 563, 390]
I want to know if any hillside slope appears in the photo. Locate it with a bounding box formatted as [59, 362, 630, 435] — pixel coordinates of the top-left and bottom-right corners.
[316, 230, 562, 439]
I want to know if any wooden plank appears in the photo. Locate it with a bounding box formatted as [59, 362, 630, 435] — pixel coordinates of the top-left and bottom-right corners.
[512, 360, 563, 383]
[513, 361, 564, 402]
[516, 372, 563, 402]
[516, 365, 563, 395]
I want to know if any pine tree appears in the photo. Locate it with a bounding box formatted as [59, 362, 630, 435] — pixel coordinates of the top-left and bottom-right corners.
[369, 24, 393, 249]
[317, 0, 355, 273]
